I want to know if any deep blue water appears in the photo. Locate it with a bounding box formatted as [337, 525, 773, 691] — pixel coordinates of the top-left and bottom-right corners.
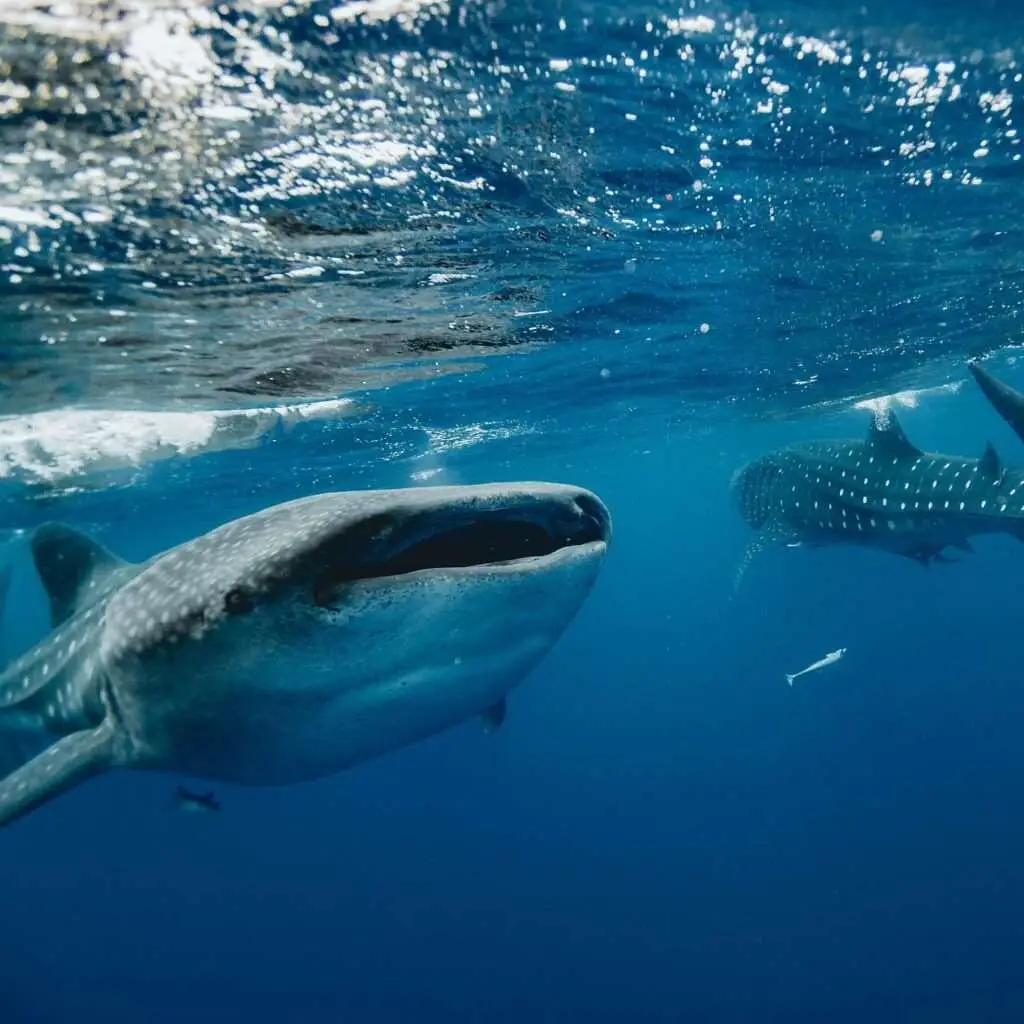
[8, 361, 1024, 1022]
[5, 0, 1024, 1020]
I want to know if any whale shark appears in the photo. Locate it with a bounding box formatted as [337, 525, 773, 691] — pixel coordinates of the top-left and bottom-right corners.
[732, 408, 1024, 565]
[0, 481, 611, 828]
[968, 359, 1024, 447]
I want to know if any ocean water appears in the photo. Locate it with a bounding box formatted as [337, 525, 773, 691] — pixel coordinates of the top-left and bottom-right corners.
[3, 0, 1024, 1020]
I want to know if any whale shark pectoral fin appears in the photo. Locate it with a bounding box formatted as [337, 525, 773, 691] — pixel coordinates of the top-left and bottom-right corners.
[905, 546, 958, 566]
[732, 527, 811, 595]
[968, 360, 1024, 447]
[30, 524, 133, 627]
[0, 711, 49, 777]
[732, 536, 768, 595]
[0, 719, 117, 828]
[481, 697, 507, 734]
[866, 409, 922, 460]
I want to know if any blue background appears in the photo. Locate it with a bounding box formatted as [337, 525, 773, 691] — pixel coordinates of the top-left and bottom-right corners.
[4, 365, 1024, 1022]
[4, 0, 1024, 1017]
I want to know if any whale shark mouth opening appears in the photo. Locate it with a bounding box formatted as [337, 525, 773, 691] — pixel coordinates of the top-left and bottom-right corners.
[314, 493, 610, 596]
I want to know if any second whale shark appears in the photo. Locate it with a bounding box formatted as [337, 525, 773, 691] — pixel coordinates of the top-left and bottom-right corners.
[0, 481, 611, 828]
[732, 408, 1024, 565]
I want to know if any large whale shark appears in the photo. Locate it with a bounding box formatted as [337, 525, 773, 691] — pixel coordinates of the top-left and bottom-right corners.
[968, 359, 1024, 446]
[0, 482, 611, 828]
[732, 408, 1024, 565]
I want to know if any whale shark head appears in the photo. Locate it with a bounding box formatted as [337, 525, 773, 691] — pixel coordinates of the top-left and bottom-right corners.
[105, 482, 613, 777]
[0, 481, 610, 825]
[101, 480, 611, 685]
[731, 456, 786, 532]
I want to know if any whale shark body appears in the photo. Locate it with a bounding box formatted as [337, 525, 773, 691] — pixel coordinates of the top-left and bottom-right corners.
[0, 482, 611, 828]
[968, 360, 1024, 447]
[732, 408, 1024, 564]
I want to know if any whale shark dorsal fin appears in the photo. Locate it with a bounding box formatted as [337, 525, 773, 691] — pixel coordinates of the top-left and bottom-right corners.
[979, 441, 1004, 483]
[866, 409, 921, 459]
[30, 524, 132, 627]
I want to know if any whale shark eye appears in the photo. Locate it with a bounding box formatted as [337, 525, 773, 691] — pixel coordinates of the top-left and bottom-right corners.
[223, 588, 255, 615]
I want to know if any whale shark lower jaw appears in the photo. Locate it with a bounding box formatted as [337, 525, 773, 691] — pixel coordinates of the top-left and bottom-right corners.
[0, 481, 612, 829]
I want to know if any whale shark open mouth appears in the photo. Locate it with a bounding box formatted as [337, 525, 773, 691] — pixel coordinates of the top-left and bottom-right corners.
[313, 492, 610, 599]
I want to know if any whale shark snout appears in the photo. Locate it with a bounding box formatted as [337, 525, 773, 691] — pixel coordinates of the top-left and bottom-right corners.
[0, 481, 611, 828]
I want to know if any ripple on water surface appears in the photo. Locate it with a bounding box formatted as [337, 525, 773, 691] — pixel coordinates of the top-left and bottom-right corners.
[0, 0, 1023, 422]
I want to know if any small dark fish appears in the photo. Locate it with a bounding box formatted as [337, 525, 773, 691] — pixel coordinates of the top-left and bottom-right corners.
[175, 786, 220, 814]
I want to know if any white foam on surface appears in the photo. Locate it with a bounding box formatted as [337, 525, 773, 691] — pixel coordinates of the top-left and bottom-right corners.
[329, 0, 448, 27]
[852, 380, 961, 414]
[0, 397, 360, 486]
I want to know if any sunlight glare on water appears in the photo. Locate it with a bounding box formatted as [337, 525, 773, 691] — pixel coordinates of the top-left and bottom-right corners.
[7, 5, 1024, 1023]
[0, 0, 1023, 436]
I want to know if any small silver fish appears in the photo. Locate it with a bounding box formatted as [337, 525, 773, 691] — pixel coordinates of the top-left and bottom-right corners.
[785, 647, 846, 686]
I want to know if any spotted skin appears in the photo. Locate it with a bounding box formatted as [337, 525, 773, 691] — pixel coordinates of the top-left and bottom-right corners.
[732, 409, 1024, 563]
[0, 482, 611, 828]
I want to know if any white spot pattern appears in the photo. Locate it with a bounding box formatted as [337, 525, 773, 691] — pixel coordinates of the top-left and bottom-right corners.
[745, 437, 1024, 562]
